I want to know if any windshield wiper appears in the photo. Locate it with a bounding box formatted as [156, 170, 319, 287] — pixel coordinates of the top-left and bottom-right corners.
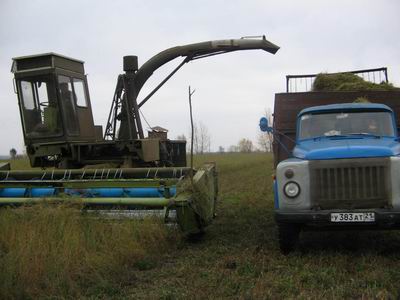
[348, 133, 381, 138]
[311, 133, 378, 141]
[312, 134, 347, 140]
[326, 134, 349, 138]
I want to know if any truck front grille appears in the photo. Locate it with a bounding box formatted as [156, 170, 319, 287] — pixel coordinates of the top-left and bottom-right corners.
[310, 158, 390, 209]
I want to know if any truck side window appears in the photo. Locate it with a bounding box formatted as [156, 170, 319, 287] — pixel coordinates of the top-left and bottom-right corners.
[73, 78, 87, 107]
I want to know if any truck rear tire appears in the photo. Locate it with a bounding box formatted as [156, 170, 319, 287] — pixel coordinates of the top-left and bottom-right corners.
[278, 223, 301, 254]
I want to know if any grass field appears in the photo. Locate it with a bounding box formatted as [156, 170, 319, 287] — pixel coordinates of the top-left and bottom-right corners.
[1, 153, 400, 299]
[0, 158, 33, 170]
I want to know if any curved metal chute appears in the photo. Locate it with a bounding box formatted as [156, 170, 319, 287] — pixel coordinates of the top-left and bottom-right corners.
[134, 36, 280, 96]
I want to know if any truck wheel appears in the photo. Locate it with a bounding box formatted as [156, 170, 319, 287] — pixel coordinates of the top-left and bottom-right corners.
[278, 223, 301, 254]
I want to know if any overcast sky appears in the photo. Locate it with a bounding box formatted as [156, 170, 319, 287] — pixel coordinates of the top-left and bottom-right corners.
[1, 0, 399, 154]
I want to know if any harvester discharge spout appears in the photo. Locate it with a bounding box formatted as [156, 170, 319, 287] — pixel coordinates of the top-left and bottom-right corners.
[134, 35, 280, 95]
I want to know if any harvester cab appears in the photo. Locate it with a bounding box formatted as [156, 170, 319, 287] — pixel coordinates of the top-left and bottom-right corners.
[11, 54, 110, 168]
[12, 53, 97, 145]
[6, 36, 280, 235]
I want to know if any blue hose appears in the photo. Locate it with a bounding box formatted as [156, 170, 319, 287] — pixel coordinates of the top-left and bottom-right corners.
[0, 186, 177, 198]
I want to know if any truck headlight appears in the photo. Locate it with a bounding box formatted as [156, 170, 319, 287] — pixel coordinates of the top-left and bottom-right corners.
[283, 181, 300, 198]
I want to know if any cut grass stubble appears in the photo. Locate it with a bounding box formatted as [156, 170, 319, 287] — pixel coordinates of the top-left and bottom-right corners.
[0, 204, 174, 299]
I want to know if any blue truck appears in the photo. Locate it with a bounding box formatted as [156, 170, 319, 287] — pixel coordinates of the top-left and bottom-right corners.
[260, 69, 400, 253]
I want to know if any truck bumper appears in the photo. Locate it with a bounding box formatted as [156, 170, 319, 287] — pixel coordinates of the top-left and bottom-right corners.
[275, 209, 400, 229]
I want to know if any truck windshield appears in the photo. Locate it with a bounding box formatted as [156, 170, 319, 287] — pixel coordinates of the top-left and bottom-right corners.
[298, 111, 395, 140]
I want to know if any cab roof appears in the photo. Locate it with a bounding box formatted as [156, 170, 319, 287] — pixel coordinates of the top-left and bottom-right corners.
[11, 52, 85, 74]
[298, 103, 393, 116]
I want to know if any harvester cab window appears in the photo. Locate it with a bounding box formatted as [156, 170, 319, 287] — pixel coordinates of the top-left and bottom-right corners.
[20, 81, 35, 110]
[73, 78, 87, 107]
[18, 78, 62, 137]
[58, 75, 80, 135]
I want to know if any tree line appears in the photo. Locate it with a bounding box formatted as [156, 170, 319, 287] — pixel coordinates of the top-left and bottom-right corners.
[177, 108, 273, 154]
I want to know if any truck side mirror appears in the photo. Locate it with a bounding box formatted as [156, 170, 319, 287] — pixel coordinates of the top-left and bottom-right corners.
[259, 117, 273, 133]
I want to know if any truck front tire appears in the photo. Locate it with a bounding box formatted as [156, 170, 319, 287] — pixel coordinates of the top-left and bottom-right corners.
[278, 223, 301, 254]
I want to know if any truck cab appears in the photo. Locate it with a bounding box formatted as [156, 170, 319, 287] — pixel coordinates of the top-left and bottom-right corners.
[294, 103, 398, 160]
[261, 71, 400, 253]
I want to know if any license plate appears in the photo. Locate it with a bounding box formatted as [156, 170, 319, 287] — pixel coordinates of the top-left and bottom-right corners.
[330, 212, 375, 222]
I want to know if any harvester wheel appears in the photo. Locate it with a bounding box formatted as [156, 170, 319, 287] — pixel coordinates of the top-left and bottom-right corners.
[277, 223, 300, 255]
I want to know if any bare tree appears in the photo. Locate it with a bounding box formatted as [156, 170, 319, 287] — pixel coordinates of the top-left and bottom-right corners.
[191, 121, 211, 154]
[199, 122, 211, 154]
[9, 148, 17, 159]
[176, 134, 187, 141]
[238, 138, 253, 153]
[228, 145, 238, 152]
[192, 123, 199, 154]
[258, 108, 274, 152]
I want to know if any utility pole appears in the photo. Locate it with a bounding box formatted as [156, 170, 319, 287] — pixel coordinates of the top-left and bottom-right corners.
[188, 85, 196, 187]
